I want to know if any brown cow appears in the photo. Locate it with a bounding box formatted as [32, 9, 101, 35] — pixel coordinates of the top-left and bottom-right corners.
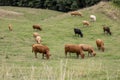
[65, 44, 85, 59]
[33, 24, 42, 31]
[79, 44, 96, 56]
[70, 11, 82, 16]
[8, 24, 13, 31]
[96, 39, 105, 52]
[32, 44, 51, 59]
[83, 20, 90, 26]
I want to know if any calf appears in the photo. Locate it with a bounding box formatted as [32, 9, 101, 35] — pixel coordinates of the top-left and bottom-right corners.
[83, 20, 90, 26]
[32, 44, 51, 59]
[65, 44, 85, 59]
[35, 36, 42, 44]
[8, 24, 13, 31]
[96, 39, 105, 52]
[103, 26, 111, 35]
[33, 32, 40, 38]
[74, 28, 83, 37]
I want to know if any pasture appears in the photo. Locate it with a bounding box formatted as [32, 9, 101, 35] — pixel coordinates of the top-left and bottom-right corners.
[0, 2, 120, 80]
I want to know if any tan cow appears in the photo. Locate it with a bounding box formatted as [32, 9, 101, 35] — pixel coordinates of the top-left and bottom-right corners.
[8, 24, 13, 31]
[96, 39, 105, 52]
[70, 11, 82, 16]
[83, 20, 90, 26]
[79, 44, 96, 56]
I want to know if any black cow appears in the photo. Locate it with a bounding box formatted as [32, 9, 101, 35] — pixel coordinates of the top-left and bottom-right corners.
[103, 26, 111, 35]
[74, 28, 83, 37]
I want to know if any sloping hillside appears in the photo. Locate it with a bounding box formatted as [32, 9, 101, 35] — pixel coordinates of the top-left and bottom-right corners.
[0, 1, 120, 80]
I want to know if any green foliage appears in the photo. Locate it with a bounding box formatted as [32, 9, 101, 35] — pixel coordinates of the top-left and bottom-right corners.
[112, 0, 120, 7]
[71, 1, 79, 10]
[85, 0, 101, 6]
[0, 0, 102, 12]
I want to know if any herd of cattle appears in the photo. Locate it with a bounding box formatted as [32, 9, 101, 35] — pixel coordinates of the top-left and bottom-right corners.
[8, 11, 112, 60]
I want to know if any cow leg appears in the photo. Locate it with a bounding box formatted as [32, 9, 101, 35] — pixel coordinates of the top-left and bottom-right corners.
[65, 51, 67, 58]
[97, 45, 100, 50]
[35, 52, 37, 58]
[75, 33, 76, 36]
[42, 53, 44, 59]
[76, 53, 79, 58]
[69, 52, 71, 57]
[98, 47, 100, 50]
[88, 52, 90, 57]
[103, 30, 105, 35]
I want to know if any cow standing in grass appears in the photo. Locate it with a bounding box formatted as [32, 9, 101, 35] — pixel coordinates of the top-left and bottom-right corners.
[8, 24, 13, 31]
[103, 25, 112, 35]
[32, 44, 51, 59]
[33, 24, 42, 31]
[79, 44, 96, 57]
[83, 20, 90, 26]
[70, 11, 82, 16]
[90, 15, 96, 22]
[74, 28, 83, 37]
[96, 39, 105, 52]
[65, 44, 85, 59]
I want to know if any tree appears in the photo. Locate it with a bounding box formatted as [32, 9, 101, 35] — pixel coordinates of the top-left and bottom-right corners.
[112, 0, 120, 6]
[71, 1, 79, 10]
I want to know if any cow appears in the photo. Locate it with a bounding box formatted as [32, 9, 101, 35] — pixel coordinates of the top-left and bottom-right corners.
[74, 28, 83, 37]
[79, 44, 96, 57]
[33, 32, 40, 38]
[90, 15, 96, 22]
[83, 20, 90, 26]
[32, 44, 51, 59]
[70, 11, 82, 16]
[35, 36, 42, 44]
[96, 39, 105, 52]
[64, 44, 85, 59]
[33, 24, 42, 31]
[8, 24, 13, 31]
[103, 26, 112, 35]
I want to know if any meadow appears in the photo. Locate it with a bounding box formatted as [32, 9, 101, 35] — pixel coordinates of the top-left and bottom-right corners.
[0, 2, 120, 80]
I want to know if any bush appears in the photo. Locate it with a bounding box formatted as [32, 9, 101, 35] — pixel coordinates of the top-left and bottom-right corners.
[112, 0, 120, 6]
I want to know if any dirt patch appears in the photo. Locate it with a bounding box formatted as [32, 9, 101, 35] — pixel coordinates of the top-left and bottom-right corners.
[0, 9, 23, 18]
[84, 1, 120, 21]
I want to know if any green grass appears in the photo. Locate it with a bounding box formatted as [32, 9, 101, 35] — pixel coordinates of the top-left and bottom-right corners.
[0, 2, 120, 80]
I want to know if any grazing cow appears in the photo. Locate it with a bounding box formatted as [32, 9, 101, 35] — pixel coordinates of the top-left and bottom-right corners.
[90, 15, 96, 22]
[33, 32, 40, 38]
[70, 11, 82, 16]
[83, 20, 90, 26]
[33, 24, 42, 31]
[35, 36, 42, 44]
[32, 44, 51, 59]
[65, 44, 85, 59]
[8, 24, 13, 31]
[74, 28, 83, 37]
[103, 25, 111, 35]
[96, 39, 105, 52]
[79, 44, 96, 57]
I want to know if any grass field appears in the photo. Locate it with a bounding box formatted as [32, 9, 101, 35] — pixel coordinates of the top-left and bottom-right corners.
[0, 1, 120, 80]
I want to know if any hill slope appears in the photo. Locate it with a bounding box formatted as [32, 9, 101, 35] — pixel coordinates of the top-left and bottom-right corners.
[0, 1, 120, 80]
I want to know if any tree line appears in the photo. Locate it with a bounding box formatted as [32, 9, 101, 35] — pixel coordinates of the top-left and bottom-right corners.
[0, 0, 119, 12]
